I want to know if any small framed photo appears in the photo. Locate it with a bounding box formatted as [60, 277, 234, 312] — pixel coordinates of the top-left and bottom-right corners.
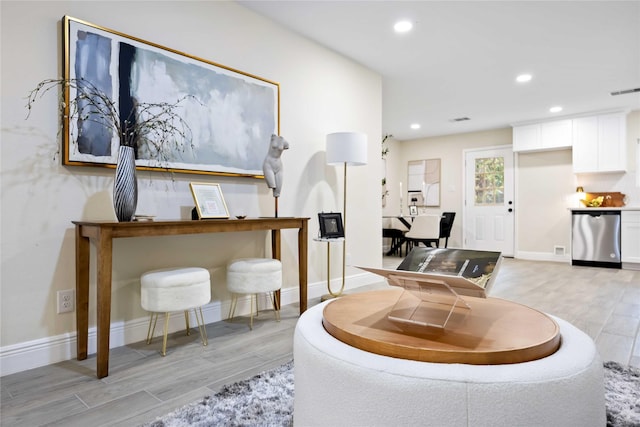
[409, 205, 418, 216]
[318, 212, 345, 239]
[189, 182, 230, 219]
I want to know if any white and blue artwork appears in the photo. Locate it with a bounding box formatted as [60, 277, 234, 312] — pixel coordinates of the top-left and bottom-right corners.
[65, 16, 279, 177]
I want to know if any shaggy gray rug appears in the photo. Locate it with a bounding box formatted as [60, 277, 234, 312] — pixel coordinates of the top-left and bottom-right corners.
[144, 360, 294, 427]
[145, 360, 639, 427]
[604, 361, 640, 427]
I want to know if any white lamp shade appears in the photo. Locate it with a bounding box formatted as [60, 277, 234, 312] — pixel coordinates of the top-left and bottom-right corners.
[326, 132, 368, 166]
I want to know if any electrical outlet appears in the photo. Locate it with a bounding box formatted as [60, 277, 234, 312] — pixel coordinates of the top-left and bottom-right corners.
[57, 289, 75, 314]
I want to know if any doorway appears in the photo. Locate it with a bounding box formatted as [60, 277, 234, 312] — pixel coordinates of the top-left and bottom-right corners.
[463, 146, 515, 256]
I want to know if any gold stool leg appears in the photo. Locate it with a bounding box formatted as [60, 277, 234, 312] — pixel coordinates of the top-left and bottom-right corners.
[249, 294, 256, 330]
[146, 313, 158, 344]
[270, 292, 281, 322]
[161, 312, 170, 356]
[184, 310, 191, 336]
[228, 294, 238, 320]
[255, 293, 260, 317]
[194, 307, 208, 346]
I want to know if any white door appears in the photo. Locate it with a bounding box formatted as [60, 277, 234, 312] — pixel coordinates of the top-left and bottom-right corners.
[463, 147, 514, 256]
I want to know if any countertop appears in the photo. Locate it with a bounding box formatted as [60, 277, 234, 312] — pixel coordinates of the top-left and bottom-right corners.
[569, 207, 640, 211]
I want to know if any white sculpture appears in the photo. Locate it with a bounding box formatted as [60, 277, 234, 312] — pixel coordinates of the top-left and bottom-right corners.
[263, 134, 289, 198]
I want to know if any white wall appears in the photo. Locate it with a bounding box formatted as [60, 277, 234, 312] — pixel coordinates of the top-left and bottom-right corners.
[516, 149, 575, 258]
[0, 1, 382, 374]
[385, 128, 513, 248]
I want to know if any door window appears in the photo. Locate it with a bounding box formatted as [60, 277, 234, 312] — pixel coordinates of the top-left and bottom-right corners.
[474, 157, 504, 205]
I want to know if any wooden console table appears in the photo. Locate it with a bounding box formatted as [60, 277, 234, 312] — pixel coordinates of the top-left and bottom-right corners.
[73, 217, 309, 378]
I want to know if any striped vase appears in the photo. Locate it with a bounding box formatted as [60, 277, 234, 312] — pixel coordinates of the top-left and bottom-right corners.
[113, 145, 138, 222]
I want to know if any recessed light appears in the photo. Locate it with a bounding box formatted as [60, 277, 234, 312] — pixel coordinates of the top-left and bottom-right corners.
[410, 123, 421, 129]
[516, 74, 532, 83]
[394, 21, 413, 33]
[549, 106, 563, 113]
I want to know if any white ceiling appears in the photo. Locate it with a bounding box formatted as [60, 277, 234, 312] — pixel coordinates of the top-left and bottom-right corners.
[239, 1, 640, 141]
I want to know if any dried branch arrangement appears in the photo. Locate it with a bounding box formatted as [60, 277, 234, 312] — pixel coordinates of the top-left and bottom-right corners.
[26, 77, 197, 164]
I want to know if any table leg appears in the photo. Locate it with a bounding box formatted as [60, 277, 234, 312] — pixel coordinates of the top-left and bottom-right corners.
[298, 222, 308, 313]
[272, 229, 281, 310]
[96, 230, 113, 379]
[75, 226, 90, 361]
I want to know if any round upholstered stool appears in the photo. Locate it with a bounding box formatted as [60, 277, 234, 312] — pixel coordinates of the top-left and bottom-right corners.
[141, 267, 211, 356]
[226, 258, 282, 329]
[294, 300, 606, 427]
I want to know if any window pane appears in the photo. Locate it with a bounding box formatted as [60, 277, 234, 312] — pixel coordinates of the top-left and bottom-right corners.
[474, 157, 504, 206]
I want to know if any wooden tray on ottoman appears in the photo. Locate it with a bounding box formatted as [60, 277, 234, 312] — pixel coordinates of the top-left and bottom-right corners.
[322, 288, 560, 365]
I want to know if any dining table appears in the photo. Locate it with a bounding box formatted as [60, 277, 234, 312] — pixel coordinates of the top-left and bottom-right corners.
[382, 215, 413, 256]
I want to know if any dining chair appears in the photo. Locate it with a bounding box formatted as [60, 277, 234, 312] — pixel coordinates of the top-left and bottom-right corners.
[383, 217, 410, 256]
[404, 215, 441, 253]
[439, 212, 456, 248]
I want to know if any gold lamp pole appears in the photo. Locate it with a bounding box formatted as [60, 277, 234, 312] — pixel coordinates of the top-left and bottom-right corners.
[324, 132, 368, 300]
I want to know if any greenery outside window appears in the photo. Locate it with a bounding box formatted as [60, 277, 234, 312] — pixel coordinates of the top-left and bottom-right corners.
[474, 157, 504, 205]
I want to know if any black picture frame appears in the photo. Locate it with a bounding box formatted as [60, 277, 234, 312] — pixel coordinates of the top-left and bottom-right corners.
[318, 212, 345, 239]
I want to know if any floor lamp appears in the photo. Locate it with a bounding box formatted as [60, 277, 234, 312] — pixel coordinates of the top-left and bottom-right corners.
[324, 131, 368, 300]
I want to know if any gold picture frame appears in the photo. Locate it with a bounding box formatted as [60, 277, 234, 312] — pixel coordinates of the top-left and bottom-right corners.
[62, 15, 279, 177]
[189, 182, 230, 219]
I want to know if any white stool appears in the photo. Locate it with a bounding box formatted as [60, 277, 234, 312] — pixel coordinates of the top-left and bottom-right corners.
[141, 267, 211, 356]
[227, 258, 282, 329]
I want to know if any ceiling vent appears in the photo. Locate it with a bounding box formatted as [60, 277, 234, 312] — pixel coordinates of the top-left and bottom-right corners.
[610, 88, 640, 96]
[450, 117, 471, 122]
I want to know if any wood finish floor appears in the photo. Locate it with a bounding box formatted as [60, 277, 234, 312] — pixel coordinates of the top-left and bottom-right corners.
[2, 257, 639, 426]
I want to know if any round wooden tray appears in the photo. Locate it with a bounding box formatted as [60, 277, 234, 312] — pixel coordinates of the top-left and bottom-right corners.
[322, 288, 560, 365]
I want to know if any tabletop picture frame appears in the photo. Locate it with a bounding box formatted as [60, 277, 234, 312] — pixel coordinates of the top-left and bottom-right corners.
[318, 212, 345, 239]
[190, 182, 230, 219]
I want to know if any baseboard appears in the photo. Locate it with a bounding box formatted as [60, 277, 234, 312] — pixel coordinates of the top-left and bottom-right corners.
[515, 251, 570, 263]
[0, 272, 383, 377]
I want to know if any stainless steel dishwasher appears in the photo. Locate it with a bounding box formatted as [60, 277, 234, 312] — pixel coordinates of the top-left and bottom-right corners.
[571, 210, 621, 268]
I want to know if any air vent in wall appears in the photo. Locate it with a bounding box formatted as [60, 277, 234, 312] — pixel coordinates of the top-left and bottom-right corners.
[610, 88, 640, 96]
[449, 117, 471, 122]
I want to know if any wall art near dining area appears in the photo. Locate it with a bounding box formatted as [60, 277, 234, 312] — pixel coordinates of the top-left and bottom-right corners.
[62, 16, 280, 177]
[407, 158, 441, 207]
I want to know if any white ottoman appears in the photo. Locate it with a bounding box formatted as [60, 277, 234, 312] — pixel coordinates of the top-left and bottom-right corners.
[141, 267, 210, 356]
[294, 300, 606, 427]
[227, 258, 282, 329]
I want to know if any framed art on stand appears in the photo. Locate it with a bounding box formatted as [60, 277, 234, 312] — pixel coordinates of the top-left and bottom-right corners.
[318, 212, 345, 239]
[190, 182, 230, 219]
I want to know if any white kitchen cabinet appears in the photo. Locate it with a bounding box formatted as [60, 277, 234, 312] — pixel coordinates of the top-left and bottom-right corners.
[513, 119, 572, 152]
[572, 112, 627, 173]
[513, 124, 539, 152]
[621, 211, 640, 266]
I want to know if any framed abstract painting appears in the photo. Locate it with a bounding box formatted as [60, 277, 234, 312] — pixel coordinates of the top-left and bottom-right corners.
[62, 16, 279, 178]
